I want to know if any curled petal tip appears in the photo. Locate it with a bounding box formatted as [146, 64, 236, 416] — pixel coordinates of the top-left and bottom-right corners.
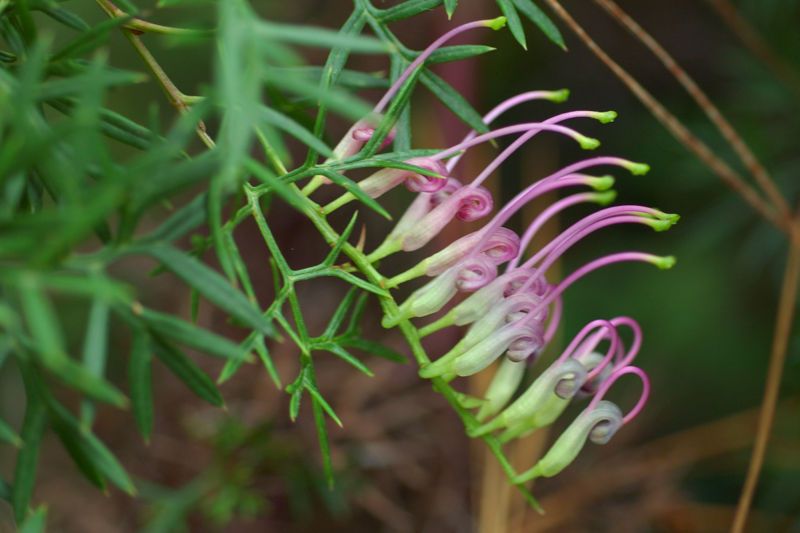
[578, 135, 601, 150]
[654, 255, 676, 270]
[548, 88, 570, 103]
[592, 110, 617, 124]
[588, 175, 615, 191]
[592, 190, 617, 206]
[624, 161, 650, 175]
[485, 16, 507, 30]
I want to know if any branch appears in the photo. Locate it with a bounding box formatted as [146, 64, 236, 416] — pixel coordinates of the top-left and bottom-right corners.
[732, 220, 800, 532]
[541, 0, 787, 233]
[593, 0, 791, 223]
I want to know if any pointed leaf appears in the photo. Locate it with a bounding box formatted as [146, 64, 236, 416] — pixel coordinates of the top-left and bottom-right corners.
[341, 337, 407, 363]
[136, 245, 275, 337]
[152, 338, 224, 407]
[375, 0, 443, 22]
[496, 0, 527, 49]
[129, 327, 154, 441]
[137, 306, 250, 362]
[420, 70, 488, 134]
[512, 0, 566, 50]
[318, 342, 373, 377]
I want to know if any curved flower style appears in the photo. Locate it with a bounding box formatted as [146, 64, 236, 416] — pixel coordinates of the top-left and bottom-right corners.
[302, 17, 675, 486]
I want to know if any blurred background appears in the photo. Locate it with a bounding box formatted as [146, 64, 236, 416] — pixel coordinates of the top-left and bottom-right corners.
[1, 0, 799, 531]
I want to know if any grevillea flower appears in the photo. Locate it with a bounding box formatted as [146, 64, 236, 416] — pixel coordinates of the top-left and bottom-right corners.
[304, 18, 675, 484]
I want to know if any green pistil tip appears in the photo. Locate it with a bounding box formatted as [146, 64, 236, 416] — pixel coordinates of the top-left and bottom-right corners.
[589, 175, 615, 191]
[549, 88, 570, 103]
[592, 190, 617, 205]
[625, 161, 650, 175]
[593, 110, 617, 124]
[486, 16, 507, 30]
[654, 255, 677, 270]
[578, 135, 601, 150]
[655, 211, 680, 223]
[648, 219, 675, 232]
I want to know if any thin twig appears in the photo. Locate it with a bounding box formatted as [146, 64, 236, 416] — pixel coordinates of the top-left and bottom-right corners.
[732, 221, 800, 533]
[96, 0, 215, 149]
[706, 0, 800, 99]
[541, 0, 787, 233]
[593, 0, 791, 222]
[96, 0, 208, 37]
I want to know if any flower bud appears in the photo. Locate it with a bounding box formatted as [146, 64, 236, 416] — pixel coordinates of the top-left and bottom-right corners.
[472, 359, 588, 436]
[421, 227, 520, 277]
[477, 358, 526, 421]
[401, 186, 494, 251]
[384, 256, 496, 328]
[353, 157, 449, 199]
[452, 321, 542, 377]
[512, 401, 623, 483]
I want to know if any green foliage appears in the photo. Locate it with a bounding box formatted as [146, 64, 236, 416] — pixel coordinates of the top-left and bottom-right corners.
[0, 0, 567, 527]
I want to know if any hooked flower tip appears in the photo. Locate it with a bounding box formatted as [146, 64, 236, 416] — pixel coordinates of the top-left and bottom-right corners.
[591, 110, 617, 124]
[647, 218, 676, 232]
[587, 175, 615, 191]
[623, 161, 650, 175]
[591, 190, 618, 206]
[578, 135, 601, 150]
[547, 88, 570, 103]
[653, 255, 677, 270]
[485, 16, 507, 30]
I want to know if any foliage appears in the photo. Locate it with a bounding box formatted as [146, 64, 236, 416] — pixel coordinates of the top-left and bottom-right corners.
[0, 0, 567, 528]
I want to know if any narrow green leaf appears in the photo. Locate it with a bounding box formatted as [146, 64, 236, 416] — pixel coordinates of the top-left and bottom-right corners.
[41, 6, 91, 31]
[318, 343, 373, 377]
[497, 0, 527, 49]
[444, 0, 458, 18]
[341, 337, 407, 363]
[267, 74, 371, 123]
[11, 382, 47, 523]
[136, 245, 275, 337]
[79, 298, 110, 427]
[324, 211, 359, 266]
[48, 401, 136, 495]
[512, 0, 566, 50]
[137, 306, 250, 362]
[314, 168, 391, 220]
[325, 269, 389, 297]
[311, 397, 334, 488]
[322, 287, 360, 339]
[19, 506, 47, 533]
[52, 419, 107, 490]
[129, 327, 154, 441]
[426, 44, 495, 64]
[257, 21, 388, 52]
[288, 372, 304, 422]
[375, 0, 443, 22]
[153, 337, 224, 407]
[51, 16, 131, 62]
[254, 335, 281, 388]
[259, 106, 334, 158]
[420, 70, 488, 134]
[304, 379, 343, 427]
[18, 282, 128, 407]
[0, 418, 22, 447]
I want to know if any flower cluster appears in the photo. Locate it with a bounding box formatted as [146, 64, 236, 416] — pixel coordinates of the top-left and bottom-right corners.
[304, 17, 675, 483]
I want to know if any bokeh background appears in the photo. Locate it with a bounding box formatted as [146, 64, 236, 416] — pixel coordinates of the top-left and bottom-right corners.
[1, 0, 799, 531]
